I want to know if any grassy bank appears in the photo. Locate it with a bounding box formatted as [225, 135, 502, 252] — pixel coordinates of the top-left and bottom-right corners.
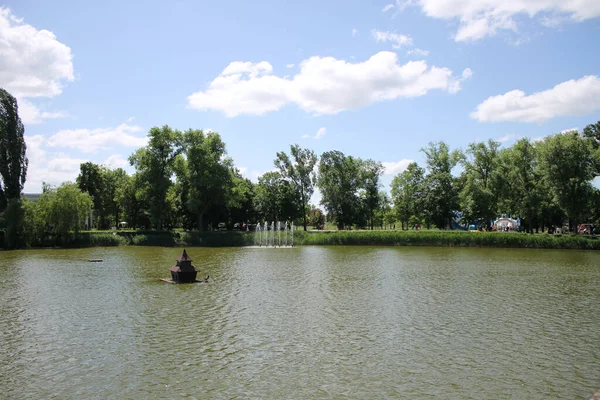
[292, 230, 600, 250]
[9, 229, 600, 250]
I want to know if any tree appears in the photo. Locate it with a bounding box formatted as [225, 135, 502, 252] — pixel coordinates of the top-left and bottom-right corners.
[76, 162, 105, 228]
[421, 142, 461, 229]
[254, 171, 300, 223]
[129, 125, 181, 230]
[29, 183, 93, 244]
[103, 167, 128, 228]
[228, 171, 256, 227]
[0, 88, 28, 248]
[391, 162, 425, 230]
[496, 139, 543, 233]
[115, 173, 147, 229]
[318, 150, 362, 229]
[181, 129, 233, 231]
[539, 131, 596, 231]
[459, 140, 500, 229]
[274, 144, 318, 231]
[583, 121, 600, 148]
[360, 160, 384, 230]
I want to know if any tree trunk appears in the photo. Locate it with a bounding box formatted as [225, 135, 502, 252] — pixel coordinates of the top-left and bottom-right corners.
[198, 212, 204, 232]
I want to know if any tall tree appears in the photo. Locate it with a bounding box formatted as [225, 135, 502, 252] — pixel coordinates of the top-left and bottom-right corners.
[181, 129, 232, 231]
[274, 144, 318, 231]
[421, 142, 461, 229]
[391, 162, 425, 230]
[360, 159, 384, 230]
[76, 162, 105, 228]
[318, 150, 362, 230]
[539, 131, 596, 231]
[0, 88, 28, 248]
[103, 167, 128, 228]
[129, 125, 181, 230]
[459, 140, 500, 229]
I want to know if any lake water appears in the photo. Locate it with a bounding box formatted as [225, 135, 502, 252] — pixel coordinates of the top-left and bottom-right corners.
[1, 246, 599, 399]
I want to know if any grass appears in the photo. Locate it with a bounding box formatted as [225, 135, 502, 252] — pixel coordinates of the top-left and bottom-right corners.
[10, 228, 599, 250]
[292, 230, 600, 250]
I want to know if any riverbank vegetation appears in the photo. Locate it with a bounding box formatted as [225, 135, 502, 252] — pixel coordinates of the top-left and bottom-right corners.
[2, 85, 600, 249]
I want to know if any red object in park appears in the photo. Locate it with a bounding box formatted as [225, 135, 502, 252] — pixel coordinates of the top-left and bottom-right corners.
[169, 249, 198, 283]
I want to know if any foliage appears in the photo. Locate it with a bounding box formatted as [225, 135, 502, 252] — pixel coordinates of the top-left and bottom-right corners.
[391, 162, 425, 229]
[0, 88, 28, 248]
[359, 160, 384, 230]
[538, 131, 596, 229]
[293, 230, 600, 249]
[129, 125, 181, 230]
[275, 144, 318, 231]
[318, 150, 362, 229]
[421, 142, 462, 229]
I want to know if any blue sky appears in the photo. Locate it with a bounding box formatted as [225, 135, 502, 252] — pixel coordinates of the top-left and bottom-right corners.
[2, 0, 600, 200]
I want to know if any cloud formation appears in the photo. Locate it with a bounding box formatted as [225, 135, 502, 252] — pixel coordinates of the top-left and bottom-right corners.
[302, 127, 327, 140]
[188, 52, 469, 117]
[0, 7, 73, 124]
[383, 159, 413, 176]
[471, 75, 600, 123]
[46, 122, 147, 153]
[371, 30, 413, 48]
[396, 0, 600, 41]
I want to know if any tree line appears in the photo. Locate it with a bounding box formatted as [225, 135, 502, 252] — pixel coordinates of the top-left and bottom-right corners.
[2, 86, 600, 248]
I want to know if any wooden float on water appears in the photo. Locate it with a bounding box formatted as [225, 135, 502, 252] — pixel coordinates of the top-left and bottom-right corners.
[160, 276, 209, 284]
[160, 249, 209, 284]
[88, 259, 103, 262]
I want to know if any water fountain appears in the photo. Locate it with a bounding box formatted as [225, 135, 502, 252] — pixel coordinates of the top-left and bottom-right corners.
[253, 220, 295, 248]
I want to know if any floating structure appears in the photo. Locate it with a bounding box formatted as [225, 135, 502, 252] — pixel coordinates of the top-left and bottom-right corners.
[161, 249, 208, 284]
[88, 259, 103, 262]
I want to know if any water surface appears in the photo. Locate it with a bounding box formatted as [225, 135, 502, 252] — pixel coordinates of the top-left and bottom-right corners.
[1, 246, 599, 399]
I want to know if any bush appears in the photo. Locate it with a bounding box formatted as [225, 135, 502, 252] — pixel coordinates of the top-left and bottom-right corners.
[292, 230, 600, 250]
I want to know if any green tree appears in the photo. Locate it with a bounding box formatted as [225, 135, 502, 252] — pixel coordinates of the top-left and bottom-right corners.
[539, 131, 596, 231]
[76, 162, 105, 228]
[360, 160, 384, 230]
[32, 183, 93, 243]
[459, 140, 500, 229]
[497, 139, 543, 233]
[228, 171, 256, 227]
[129, 125, 181, 230]
[318, 150, 362, 230]
[116, 173, 147, 229]
[421, 142, 461, 229]
[391, 162, 425, 230]
[0, 88, 28, 248]
[181, 129, 232, 231]
[254, 171, 300, 223]
[583, 121, 600, 148]
[103, 167, 128, 228]
[275, 144, 318, 231]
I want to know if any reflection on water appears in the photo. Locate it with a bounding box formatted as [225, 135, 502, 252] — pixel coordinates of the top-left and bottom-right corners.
[1, 246, 599, 398]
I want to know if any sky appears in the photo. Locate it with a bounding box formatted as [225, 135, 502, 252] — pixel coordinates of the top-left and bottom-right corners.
[2, 0, 600, 202]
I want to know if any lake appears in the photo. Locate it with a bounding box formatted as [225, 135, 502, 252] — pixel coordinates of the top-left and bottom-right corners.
[1, 246, 599, 399]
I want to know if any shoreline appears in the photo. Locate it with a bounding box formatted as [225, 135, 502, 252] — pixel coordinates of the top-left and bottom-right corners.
[6, 229, 600, 251]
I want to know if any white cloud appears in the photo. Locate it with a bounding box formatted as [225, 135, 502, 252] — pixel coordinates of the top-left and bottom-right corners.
[382, 4, 395, 12]
[471, 75, 600, 123]
[105, 154, 128, 169]
[371, 29, 413, 48]
[286, 63, 295, 68]
[187, 51, 466, 116]
[407, 48, 430, 57]
[352, 28, 359, 37]
[462, 68, 473, 80]
[396, 0, 600, 41]
[383, 159, 413, 176]
[531, 136, 544, 143]
[561, 127, 578, 134]
[23, 134, 86, 192]
[302, 127, 327, 140]
[18, 99, 66, 124]
[0, 7, 74, 124]
[46, 122, 147, 153]
[498, 133, 516, 143]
